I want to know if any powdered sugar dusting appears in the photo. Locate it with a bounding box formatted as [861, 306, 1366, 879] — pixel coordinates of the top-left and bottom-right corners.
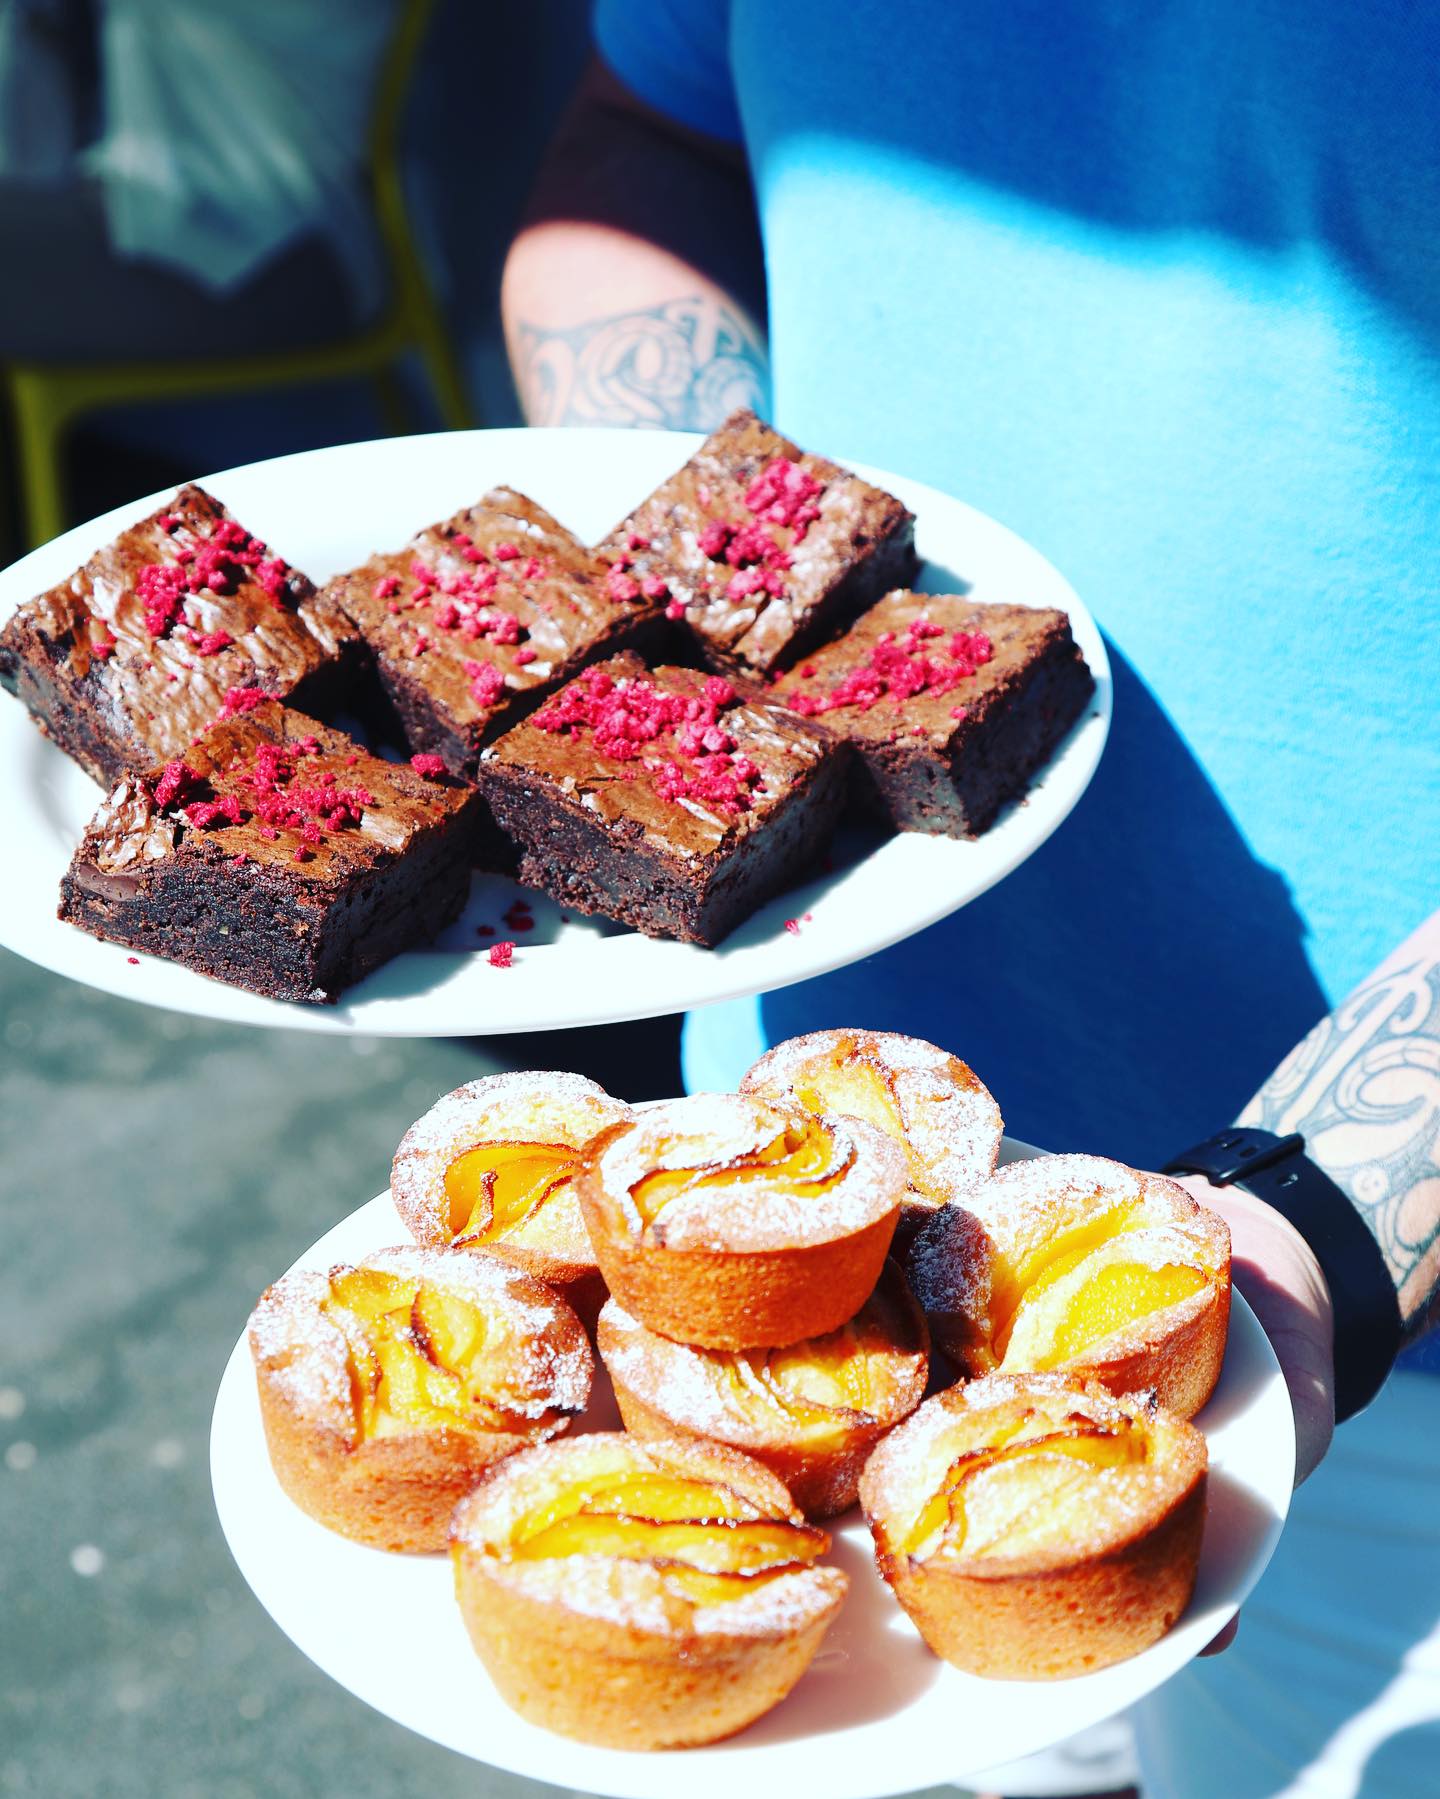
[397, 1070, 625, 1165]
[369, 1245, 592, 1416]
[593, 1092, 904, 1252]
[907, 1155, 1229, 1373]
[861, 1374, 1205, 1567]
[742, 1029, 1003, 1208]
[249, 1244, 592, 1433]
[477, 1543, 845, 1641]
[248, 1269, 354, 1437]
[598, 1301, 746, 1435]
[391, 1072, 632, 1252]
[598, 1284, 926, 1449]
[961, 1155, 1145, 1244]
[451, 1431, 845, 1638]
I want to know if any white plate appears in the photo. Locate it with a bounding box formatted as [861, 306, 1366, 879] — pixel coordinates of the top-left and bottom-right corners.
[210, 1141, 1294, 1797]
[0, 430, 1109, 1036]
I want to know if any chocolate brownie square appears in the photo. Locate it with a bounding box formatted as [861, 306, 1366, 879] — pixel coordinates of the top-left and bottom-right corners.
[596, 409, 917, 677]
[321, 487, 667, 779]
[59, 699, 482, 1004]
[778, 592, 1095, 837]
[478, 653, 848, 946]
[0, 484, 362, 787]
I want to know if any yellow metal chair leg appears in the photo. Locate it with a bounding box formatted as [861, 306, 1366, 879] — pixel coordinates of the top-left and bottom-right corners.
[408, 296, 475, 432]
[0, 392, 19, 567]
[372, 366, 413, 436]
[0, 0, 477, 554]
[9, 371, 72, 549]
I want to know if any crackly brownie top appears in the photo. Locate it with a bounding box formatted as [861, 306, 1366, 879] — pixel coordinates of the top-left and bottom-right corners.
[5, 484, 347, 764]
[72, 698, 472, 889]
[597, 409, 914, 671]
[322, 487, 656, 737]
[776, 593, 1077, 748]
[481, 653, 831, 861]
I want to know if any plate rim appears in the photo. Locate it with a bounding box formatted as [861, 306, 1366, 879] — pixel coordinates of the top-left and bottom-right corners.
[0, 428, 1111, 1037]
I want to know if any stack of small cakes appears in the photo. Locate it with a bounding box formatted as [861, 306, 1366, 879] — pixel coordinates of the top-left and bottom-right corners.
[586, 1027, 1008, 1523]
[454, 1073, 939, 1749]
[245, 1027, 1235, 1750]
[587, 1087, 927, 1522]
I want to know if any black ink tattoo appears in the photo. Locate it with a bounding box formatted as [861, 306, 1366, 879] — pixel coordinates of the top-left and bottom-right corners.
[1240, 951, 1440, 1338]
[514, 296, 770, 430]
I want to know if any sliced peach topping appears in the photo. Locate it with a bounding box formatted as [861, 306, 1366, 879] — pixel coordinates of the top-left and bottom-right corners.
[323, 1266, 554, 1442]
[443, 1139, 579, 1244]
[901, 1411, 1151, 1560]
[984, 1201, 1213, 1371]
[988, 1202, 1145, 1359]
[505, 1468, 828, 1602]
[786, 1038, 983, 1201]
[1038, 1261, 1209, 1369]
[515, 1469, 754, 1539]
[793, 1045, 904, 1143]
[710, 1309, 894, 1438]
[628, 1117, 850, 1229]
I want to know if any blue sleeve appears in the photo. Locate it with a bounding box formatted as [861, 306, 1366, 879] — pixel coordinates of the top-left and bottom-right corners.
[592, 0, 741, 144]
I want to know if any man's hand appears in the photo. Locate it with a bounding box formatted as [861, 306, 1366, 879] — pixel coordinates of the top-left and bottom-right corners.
[1172, 1175, 1335, 1484]
[1167, 1174, 1334, 1657]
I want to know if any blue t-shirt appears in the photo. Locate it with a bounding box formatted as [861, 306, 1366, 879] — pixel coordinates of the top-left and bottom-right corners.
[595, 0, 1440, 1169]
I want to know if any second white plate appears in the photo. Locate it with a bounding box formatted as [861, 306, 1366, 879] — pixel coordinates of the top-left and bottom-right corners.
[211, 1144, 1293, 1798]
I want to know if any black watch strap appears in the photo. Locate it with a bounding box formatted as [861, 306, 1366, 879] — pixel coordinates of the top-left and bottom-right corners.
[1163, 1127, 1402, 1423]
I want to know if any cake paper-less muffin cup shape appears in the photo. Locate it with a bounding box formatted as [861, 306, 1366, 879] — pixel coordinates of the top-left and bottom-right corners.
[906, 1154, 1231, 1418]
[391, 1071, 633, 1319]
[575, 1092, 905, 1350]
[741, 1028, 1003, 1250]
[598, 1260, 929, 1519]
[450, 1431, 848, 1749]
[249, 1245, 592, 1552]
[860, 1373, 1207, 1679]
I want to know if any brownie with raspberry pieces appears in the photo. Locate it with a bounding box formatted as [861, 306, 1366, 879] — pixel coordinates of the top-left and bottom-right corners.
[321, 487, 669, 779]
[777, 591, 1095, 837]
[595, 409, 917, 677]
[0, 484, 362, 786]
[477, 653, 847, 946]
[58, 699, 482, 1003]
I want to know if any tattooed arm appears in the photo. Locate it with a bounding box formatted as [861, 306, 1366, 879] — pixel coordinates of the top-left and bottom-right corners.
[511, 295, 768, 431]
[1172, 909, 1440, 1495]
[502, 57, 769, 429]
[1238, 909, 1440, 1344]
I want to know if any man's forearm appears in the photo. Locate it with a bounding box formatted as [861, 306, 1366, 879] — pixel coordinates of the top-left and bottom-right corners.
[503, 58, 769, 430]
[508, 277, 768, 431]
[1238, 910, 1440, 1341]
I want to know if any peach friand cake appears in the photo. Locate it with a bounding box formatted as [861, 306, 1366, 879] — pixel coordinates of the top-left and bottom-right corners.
[249, 1245, 592, 1550]
[576, 1091, 906, 1349]
[450, 1432, 847, 1747]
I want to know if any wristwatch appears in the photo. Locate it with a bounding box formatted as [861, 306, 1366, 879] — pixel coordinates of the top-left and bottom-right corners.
[1162, 1127, 1403, 1423]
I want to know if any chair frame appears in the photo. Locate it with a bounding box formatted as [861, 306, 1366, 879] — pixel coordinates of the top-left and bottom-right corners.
[3, 0, 473, 551]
